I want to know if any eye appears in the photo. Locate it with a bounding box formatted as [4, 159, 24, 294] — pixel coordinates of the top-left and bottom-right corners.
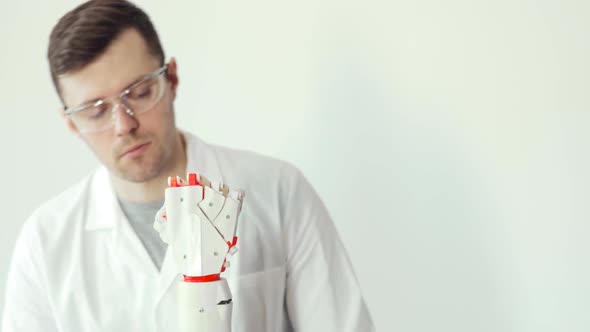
[79, 101, 109, 120]
[88, 106, 108, 120]
[128, 80, 155, 100]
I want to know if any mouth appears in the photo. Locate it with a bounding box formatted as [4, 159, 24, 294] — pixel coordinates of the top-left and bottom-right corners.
[121, 142, 151, 158]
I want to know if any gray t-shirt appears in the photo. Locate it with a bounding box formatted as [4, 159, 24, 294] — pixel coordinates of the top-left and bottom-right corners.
[118, 199, 167, 271]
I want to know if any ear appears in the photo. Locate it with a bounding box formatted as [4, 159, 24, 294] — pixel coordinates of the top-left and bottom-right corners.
[58, 107, 80, 135]
[166, 57, 179, 99]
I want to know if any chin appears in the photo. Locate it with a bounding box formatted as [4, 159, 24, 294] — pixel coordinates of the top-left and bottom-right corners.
[112, 156, 163, 183]
[117, 167, 161, 183]
[124, 171, 152, 183]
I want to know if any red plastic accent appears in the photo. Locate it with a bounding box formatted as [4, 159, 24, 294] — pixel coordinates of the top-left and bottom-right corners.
[188, 173, 198, 186]
[162, 214, 167, 219]
[170, 177, 179, 187]
[226, 236, 238, 249]
[183, 274, 221, 283]
[220, 258, 227, 273]
[169, 173, 205, 199]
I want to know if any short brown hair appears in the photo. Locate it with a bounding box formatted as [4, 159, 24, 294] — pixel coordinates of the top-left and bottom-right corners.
[47, 0, 165, 98]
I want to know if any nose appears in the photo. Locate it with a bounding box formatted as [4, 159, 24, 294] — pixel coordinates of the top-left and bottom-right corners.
[113, 103, 139, 136]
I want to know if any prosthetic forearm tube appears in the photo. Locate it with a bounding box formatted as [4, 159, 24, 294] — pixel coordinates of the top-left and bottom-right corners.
[153, 173, 245, 332]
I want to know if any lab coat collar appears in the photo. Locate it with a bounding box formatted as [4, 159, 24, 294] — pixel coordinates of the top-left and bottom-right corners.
[85, 166, 118, 231]
[183, 129, 225, 186]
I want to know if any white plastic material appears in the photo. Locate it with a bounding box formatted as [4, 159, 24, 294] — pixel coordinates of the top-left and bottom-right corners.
[154, 182, 243, 276]
[153, 173, 245, 332]
[178, 279, 232, 332]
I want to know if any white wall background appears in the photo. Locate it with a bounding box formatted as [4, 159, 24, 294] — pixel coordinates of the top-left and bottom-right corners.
[1, 0, 589, 331]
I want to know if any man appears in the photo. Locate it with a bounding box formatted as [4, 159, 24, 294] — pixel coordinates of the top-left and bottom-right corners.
[2, 1, 374, 331]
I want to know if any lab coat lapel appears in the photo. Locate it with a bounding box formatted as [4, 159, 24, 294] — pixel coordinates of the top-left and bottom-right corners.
[156, 132, 225, 305]
[86, 166, 159, 277]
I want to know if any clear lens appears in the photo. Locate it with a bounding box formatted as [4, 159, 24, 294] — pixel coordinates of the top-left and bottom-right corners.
[67, 71, 166, 133]
[69, 101, 113, 133]
[124, 75, 165, 114]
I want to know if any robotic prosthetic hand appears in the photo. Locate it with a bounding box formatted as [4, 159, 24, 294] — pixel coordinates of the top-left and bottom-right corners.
[153, 173, 245, 332]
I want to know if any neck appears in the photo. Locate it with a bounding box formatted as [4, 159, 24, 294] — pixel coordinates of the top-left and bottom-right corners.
[111, 131, 187, 203]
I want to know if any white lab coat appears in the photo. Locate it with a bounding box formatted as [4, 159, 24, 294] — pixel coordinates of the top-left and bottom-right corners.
[2, 132, 374, 332]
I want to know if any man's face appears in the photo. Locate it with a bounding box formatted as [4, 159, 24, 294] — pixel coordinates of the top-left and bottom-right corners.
[59, 28, 179, 183]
